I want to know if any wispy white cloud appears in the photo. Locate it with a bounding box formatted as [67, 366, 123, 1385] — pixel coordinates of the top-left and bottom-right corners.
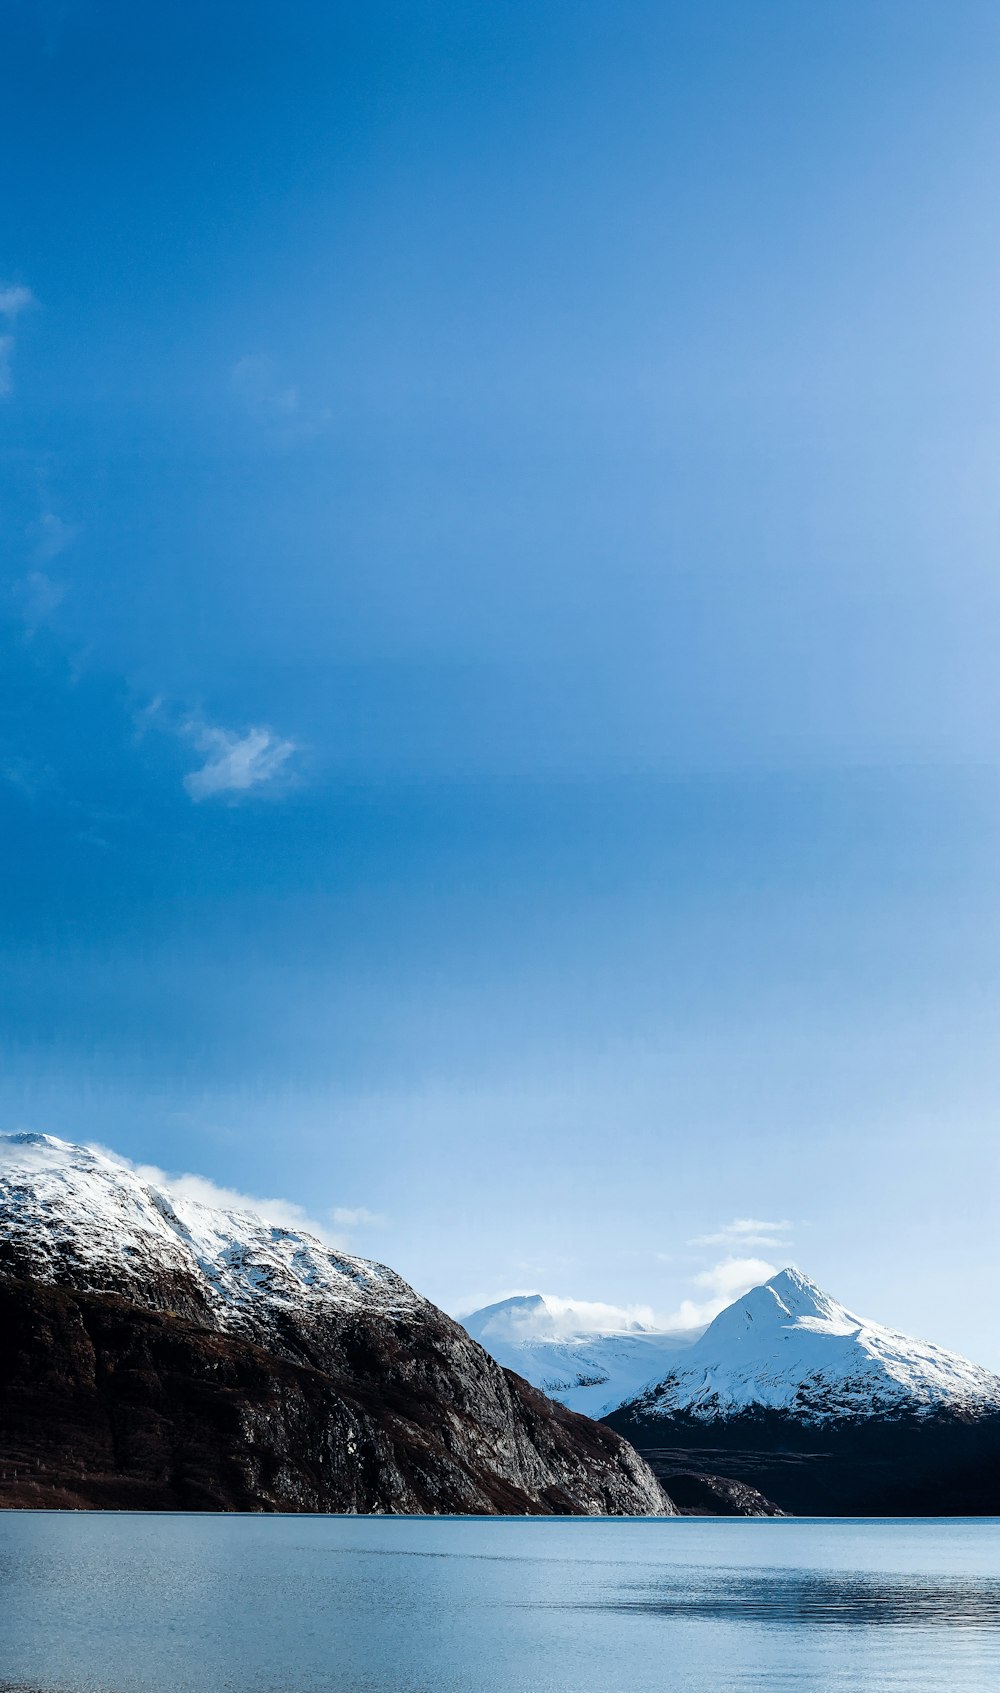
[131, 695, 166, 742]
[0, 336, 15, 399]
[1, 755, 54, 799]
[230, 351, 331, 442]
[455, 1263, 786, 1337]
[13, 512, 75, 635]
[0, 283, 37, 397]
[0, 285, 35, 318]
[131, 699, 300, 801]
[660, 1255, 781, 1330]
[18, 569, 66, 634]
[28, 510, 79, 563]
[689, 1216, 793, 1250]
[231, 353, 299, 420]
[330, 1205, 386, 1229]
[90, 1145, 376, 1252]
[659, 1215, 794, 1328]
[182, 720, 297, 801]
[455, 1292, 668, 1335]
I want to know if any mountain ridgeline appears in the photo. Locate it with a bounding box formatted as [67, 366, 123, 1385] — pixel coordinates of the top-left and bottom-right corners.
[464, 1271, 1000, 1515]
[0, 1135, 670, 1517]
[5, 1133, 998, 1518]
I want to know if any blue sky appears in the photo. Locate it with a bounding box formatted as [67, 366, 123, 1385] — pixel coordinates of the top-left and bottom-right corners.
[3, 0, 1000, 1360]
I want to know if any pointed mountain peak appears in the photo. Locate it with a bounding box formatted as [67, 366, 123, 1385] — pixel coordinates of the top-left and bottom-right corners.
[2, 1131, 73, 1151]
[696, 1267, 856, 1347]
[628, 1265, 1000, 1426]
[461, 1294, 551, 1342]
[481, 1294, 549, 1318]
[763, 1266, 849, 1320]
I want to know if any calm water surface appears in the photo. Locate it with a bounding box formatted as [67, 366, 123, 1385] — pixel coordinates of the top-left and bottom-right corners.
[1, 1514, 999, 1692]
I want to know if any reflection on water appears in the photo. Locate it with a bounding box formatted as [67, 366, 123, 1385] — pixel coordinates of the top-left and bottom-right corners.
[1, 1514, 1000, 1693]
[597, 1567, 1000, 1627]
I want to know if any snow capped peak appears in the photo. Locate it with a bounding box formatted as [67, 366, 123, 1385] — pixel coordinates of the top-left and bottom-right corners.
[702, 1268, 857, 1346]
[628, 1268, 1000, 1426]
[468, 1294, 552, 1341]
[4, 1130, 74, 1153]
[464, 1291, 667, 1344]
[764, 1267, 851, 1322]
[0, 1132, 421, 1333]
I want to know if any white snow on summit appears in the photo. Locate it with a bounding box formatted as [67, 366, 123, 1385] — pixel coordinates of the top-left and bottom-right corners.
[627, 1267, 1000, 1424]
[0, 1133, 420, 1328]
[461, 1293, 703, 1417]
[465, 1270, 1000, 1424]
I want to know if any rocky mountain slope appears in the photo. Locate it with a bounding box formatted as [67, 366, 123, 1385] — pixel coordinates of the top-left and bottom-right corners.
[606, 1268, 1000, 1514]
[0, 1135, 672, 1516]
[461, 1293, 702, 1418]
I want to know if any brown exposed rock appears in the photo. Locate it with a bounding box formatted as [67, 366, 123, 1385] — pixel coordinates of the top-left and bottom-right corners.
[0, 1273, 673, 1515]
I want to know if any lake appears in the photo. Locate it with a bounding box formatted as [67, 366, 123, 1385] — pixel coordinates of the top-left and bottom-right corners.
[2, 1515, 999, 1692]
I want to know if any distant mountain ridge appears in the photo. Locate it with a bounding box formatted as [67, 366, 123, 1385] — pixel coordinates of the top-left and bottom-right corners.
[461, 1293, 703, 1418]
[0, 1134, 671, 1517]
[465, 1268, 1000, 1515]
[465, 1269, 1000, 1426]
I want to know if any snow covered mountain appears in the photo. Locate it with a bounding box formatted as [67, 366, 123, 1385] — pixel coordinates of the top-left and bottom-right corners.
[461, 1292, 703, 1418]
[0, 1131, 420, 1339]
[621, 1267, 1000, 1425]
[465, 1270, 1000, 1430]
[0, 1134, 670, 1516]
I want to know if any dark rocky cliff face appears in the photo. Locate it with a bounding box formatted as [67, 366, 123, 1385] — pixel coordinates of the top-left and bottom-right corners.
[0, 1133, 674, 1516]
[0, 1274, 670, 1514]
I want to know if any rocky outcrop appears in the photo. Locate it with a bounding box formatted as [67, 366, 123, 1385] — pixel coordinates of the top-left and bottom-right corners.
[662, 1471, 786, 1516]
[0, 1137, 672, 1516]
